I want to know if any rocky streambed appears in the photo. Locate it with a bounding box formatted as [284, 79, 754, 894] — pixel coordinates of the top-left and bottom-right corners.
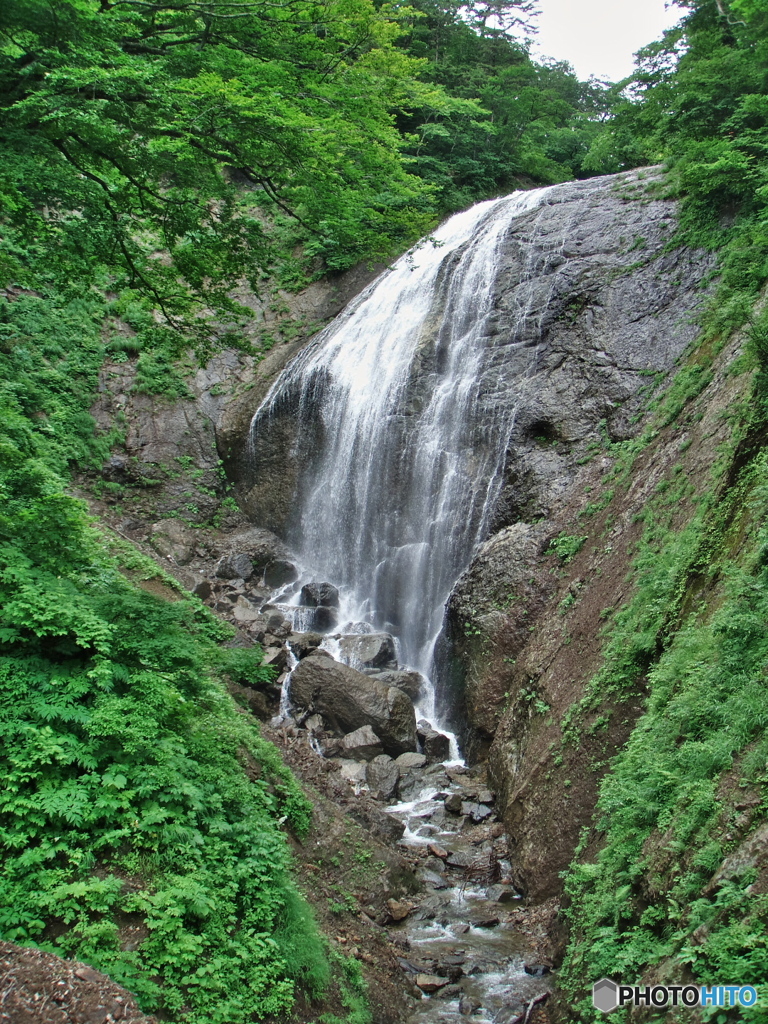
[165, 525, 555, 1022]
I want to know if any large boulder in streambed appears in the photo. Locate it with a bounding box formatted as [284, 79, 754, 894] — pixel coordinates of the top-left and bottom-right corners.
[336, 633, 397, 670]
[290, 655, 417, 755]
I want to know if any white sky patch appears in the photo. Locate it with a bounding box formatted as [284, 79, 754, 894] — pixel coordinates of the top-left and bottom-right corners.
[530, 0, 683, 83]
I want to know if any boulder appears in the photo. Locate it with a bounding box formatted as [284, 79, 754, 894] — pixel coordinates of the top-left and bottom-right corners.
[395, 752, 427, 770]
[365, 756, 400, 801]
[336, 633, 397, 670]
[374, 670, 424, 703]
[486, 884, 518, 904]
[340, 725, 384, 760]
[311, 606, 338, 632]
[336, 760, 367, 787]
[386, 899, 413, 922]
[289, 656, 417, 755]
[215, 526, 288, 568]
[150, 520, 196, 565]
[444, 793, 463, 814]
[288, 632, 324, 659]
[262, 646, 288, 672]
[215, 552, 254, 580]
[422, 729, 451, 763]
[263, 559, 298, 588]
[193, 579, 212, 601]
[300, 581, 340, 608]
[232, 596, 263, 622]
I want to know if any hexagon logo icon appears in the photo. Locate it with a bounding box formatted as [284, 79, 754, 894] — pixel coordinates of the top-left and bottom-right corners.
[593, 978, 619, 1013]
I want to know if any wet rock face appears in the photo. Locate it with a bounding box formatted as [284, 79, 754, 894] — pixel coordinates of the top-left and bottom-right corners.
[239, 170, 713, 551]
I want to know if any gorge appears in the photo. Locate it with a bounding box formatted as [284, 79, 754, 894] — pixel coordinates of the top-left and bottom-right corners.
[4, 165, 768, 1024]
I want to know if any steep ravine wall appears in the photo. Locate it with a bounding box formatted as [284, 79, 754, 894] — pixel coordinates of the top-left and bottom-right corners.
[448, 325, 751, 901]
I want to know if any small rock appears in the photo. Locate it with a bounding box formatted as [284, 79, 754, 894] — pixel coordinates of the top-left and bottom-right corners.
[461, 801, 494, 823]
[428, 843, 448, 859]
[74, 966, 103, 983]
[459, 995, 481, 1015]
[474, 915, 500, 928]
[415, 974, 448, 993]
[418, 869, 449, 890]
[436, 984, 463, 1000]
[424, 856, 447, 873]
[386, 899, 414, 922]
[453, 923, 470, 935]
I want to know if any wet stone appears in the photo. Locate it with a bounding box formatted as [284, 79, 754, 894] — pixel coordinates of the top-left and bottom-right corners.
[444, 793, 463, 814]
[311, 605, 339, 632]
[524, 963, 551, 977]
[418, 869, 449, 890]
[263, 559, 298, 587]
[436, 984, 463, 1000]
[474, 915, 500, 928]
[424, 856, 447, 874]
[486, 884, 518, 904]
[300, 581, 340, 608]
[459, 995, 481, 1015]
[415, 974, 448, 993]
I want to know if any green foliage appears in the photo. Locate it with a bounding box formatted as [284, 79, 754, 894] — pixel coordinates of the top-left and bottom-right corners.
[0, 0, 439, 334]
[0, 279, 323, 1021]
[394, 3, 613, 210]
[559, 406, 768, 1020]
[583, 0, 768, 353]
[549, 533, 587, 563]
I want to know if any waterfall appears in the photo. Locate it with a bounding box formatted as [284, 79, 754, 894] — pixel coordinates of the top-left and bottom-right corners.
[250, 185, 561, 730]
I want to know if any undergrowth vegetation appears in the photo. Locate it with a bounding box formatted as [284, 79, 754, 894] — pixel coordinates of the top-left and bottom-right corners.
[559, 299, 768, 1018]
[0, 286, 336, 1021]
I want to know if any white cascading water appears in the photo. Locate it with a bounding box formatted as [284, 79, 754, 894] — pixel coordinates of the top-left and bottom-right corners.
[251, 185, 563, 735]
